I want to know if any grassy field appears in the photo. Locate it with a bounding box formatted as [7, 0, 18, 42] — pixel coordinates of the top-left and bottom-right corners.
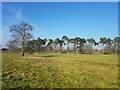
[2, 53, 118, 88]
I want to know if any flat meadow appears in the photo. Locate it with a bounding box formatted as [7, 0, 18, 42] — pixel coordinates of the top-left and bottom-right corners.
[2, 53, 118, 88]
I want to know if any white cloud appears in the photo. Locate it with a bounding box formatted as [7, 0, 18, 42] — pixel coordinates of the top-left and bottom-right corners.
[16, 8, 24, 20]
[15, 8, 29, 22]
[2, 5, 29, 48]
[3, 5, 29, 25]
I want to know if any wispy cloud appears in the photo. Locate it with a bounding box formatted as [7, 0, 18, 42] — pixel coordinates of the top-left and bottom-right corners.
[16, 8, 23, 20]
[2, 4, 29, 48]
[15, 8, 29, 22]
[3, 5, 28, 25]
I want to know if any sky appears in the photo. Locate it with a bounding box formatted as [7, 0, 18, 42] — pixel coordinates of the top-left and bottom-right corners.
[1, 2, 118, 48]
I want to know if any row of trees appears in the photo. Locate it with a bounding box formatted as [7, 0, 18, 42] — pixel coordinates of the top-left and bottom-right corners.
[6, 22, 120, 56]
[23, 36, 120, 54]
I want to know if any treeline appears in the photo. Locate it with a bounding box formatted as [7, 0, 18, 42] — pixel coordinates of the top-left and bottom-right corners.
[5, 22, 120, 55]
[7, 36, 120, 55]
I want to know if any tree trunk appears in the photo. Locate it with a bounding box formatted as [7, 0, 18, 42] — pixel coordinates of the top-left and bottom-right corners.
[22, 38, 25, 56]
[22, 49, 24, 56]
[115, 49, 118, 55]
[22, 40, 24, 56]
[22, 31, 25, 57]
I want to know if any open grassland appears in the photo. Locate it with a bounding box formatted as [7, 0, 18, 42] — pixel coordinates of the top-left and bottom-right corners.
[2, 53, 118, 88]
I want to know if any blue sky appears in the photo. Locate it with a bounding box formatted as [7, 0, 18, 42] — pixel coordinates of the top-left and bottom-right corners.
[2, 2, 118, 48]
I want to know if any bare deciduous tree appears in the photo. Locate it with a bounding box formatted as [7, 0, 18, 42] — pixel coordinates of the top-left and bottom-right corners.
[9, 22, 33, 56]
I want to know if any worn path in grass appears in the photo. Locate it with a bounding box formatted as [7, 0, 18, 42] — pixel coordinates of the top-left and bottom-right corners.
[2, 53, 118, 88]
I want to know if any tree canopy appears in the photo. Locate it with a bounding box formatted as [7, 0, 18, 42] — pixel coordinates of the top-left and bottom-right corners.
[8, 22, 33, 56]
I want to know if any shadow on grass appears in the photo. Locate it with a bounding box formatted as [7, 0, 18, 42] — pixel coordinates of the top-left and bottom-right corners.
[41, 55, 58, 57]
